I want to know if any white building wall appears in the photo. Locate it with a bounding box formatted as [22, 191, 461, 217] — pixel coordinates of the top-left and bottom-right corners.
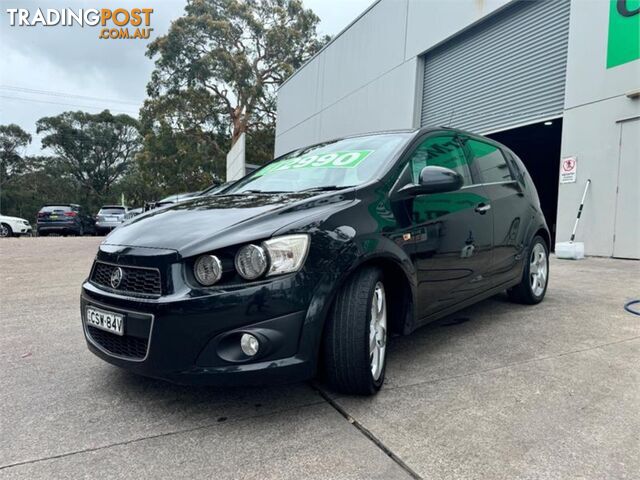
[556, 0, 640, 257]
[275, 0, 639, 258]
[275, 0, 511, 156]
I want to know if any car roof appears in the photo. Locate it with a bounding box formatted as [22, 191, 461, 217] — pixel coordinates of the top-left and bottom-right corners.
[277, 127, 499, 159]
[100, 205, 126, 208]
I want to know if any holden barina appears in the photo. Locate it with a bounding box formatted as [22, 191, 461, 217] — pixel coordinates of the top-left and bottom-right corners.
[81, 128, 550, 395]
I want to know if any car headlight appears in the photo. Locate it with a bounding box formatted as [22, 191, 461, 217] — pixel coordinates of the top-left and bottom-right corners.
[194, 254, 223, 286]
[235, 244, 268, 280]
[264, 234, 309, 277]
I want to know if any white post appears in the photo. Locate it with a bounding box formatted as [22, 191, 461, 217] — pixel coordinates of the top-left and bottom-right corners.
[226, 133, 246, 181]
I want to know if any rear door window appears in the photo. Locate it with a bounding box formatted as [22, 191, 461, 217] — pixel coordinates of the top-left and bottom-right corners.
[467, 139, 513, 184]
[408, 135, 473, 185]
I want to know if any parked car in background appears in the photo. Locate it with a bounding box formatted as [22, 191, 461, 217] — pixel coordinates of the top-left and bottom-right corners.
[95, 205, 129, 235]
[0, 214, 32, 237]
[123, 207, 144, 221]
[155, 192, 200, 208]
[80, 128, 550, 395]
[37, 204, 95, 236]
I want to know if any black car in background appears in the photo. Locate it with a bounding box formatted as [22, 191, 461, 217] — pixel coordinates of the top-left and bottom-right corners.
[37, 204, 95, 236]
[81, 128, 550, 395]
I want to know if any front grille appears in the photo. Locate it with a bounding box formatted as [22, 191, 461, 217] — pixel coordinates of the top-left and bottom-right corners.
[91, 261, 161, 297]
[87, 326, 148, 359]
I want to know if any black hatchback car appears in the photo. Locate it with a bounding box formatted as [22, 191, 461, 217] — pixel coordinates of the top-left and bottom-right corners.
[37, 204, 95, 236]
[81, 128, 550, 395]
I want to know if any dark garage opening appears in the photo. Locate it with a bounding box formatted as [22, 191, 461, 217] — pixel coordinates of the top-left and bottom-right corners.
[487, 119, 562, 245]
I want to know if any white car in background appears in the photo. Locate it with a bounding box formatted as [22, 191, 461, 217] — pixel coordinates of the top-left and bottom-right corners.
[0, 214, 33, 237]
[95, 205, 129, 235]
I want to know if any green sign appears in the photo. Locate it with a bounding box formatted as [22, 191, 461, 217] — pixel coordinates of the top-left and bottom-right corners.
[256, 150, 373, 176]
[607, 0, 640, 68]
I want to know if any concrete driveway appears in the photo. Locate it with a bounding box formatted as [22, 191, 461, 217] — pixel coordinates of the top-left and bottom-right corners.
[1, 237, 638, 479]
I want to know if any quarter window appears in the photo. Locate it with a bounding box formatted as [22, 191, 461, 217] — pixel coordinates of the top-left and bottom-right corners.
[408, 136, 473, 186]
[468, 139, 513, 184]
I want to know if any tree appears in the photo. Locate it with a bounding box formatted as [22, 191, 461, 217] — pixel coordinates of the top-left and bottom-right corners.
[36, 110, 141, 197]
[0, 156, 81, 221]
[0, 124, 32, 187]
[145, 0, 329, 147]
[137, 88, 229, 196]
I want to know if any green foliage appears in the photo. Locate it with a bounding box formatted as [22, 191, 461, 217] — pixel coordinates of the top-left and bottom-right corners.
[145, 0, 327, 163]
[0, 156, 81, 222]
[36, 110, 141, 197]
[0, 124, 32, 187]
[2, 0, 329, 218]
[136, 88, 228, 196]
[246, 125, 275, 166]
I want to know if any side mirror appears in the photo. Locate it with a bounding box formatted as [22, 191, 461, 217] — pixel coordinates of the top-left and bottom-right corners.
[394, 166, 463, 200]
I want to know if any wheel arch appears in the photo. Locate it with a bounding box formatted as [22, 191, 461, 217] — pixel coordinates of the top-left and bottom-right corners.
[330, 255, 416, 337]
[534, 227, 551, 252]
[0, 222, 13, 237]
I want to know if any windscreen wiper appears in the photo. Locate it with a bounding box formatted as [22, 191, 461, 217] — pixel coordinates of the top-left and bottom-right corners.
[298, 185, 355, 193]
[233, 189, 289, 194]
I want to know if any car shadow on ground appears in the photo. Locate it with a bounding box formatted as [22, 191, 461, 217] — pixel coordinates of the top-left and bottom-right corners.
[98, 292, 526, 411]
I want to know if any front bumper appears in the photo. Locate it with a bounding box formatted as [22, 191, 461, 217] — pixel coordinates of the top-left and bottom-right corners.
[80, 274, 318, 386]
[14, 224, 32, 234]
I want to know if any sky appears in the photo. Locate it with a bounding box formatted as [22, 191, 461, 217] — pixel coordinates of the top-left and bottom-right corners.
[0, 0, 373, 154]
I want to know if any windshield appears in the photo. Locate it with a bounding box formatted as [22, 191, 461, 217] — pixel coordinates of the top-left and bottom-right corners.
[226, 133, 411, 194]
[201, 182, 233, 196]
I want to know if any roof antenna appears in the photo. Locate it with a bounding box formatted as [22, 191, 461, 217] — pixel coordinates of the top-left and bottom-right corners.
[447, 109, 456, 127]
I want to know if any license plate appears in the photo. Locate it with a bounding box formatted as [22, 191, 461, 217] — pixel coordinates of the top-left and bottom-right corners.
[85, 307, 124, 336]
[50, 215, 58, 220]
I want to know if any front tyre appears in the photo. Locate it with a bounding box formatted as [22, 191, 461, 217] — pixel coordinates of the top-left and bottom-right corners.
[0, 223, 12, 238]
[323, 267, 387, 395]
[508, 235, 549, 304]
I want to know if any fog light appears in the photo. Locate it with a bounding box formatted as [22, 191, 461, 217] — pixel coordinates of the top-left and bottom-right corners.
[240, 333, 260, 356]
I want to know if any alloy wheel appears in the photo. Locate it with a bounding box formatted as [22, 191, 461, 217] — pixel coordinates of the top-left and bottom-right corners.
[369, 281, 387, 381]
[529, 243, 548, 297]
[0, 225, 8, 237]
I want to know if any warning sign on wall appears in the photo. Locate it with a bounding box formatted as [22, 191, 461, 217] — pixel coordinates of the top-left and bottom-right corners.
[560, 157, 577, 184]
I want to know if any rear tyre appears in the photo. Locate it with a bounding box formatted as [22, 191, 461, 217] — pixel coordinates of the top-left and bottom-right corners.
[0, 223, 12, 238]
[323, 267, 387, 395]
[507, 235, 549, 304]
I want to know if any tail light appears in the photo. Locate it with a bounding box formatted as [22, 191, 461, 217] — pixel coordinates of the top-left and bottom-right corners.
[64, 211, 77, 217]
[37, 212, 45, 217]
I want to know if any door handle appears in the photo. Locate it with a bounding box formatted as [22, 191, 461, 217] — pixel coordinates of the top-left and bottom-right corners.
[475, 203, 491, 214]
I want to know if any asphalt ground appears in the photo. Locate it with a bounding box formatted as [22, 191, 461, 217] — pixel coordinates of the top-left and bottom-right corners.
[1, 237, 638, 479]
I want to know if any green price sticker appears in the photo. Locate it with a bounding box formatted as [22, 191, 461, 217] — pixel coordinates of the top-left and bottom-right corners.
[256, 150, 374, 177]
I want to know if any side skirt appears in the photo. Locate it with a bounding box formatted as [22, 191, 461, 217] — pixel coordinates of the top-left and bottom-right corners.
[410, 276, 521, 332]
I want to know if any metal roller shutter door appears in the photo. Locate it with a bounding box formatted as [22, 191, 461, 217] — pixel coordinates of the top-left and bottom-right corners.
[420, 0, 571, 134]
